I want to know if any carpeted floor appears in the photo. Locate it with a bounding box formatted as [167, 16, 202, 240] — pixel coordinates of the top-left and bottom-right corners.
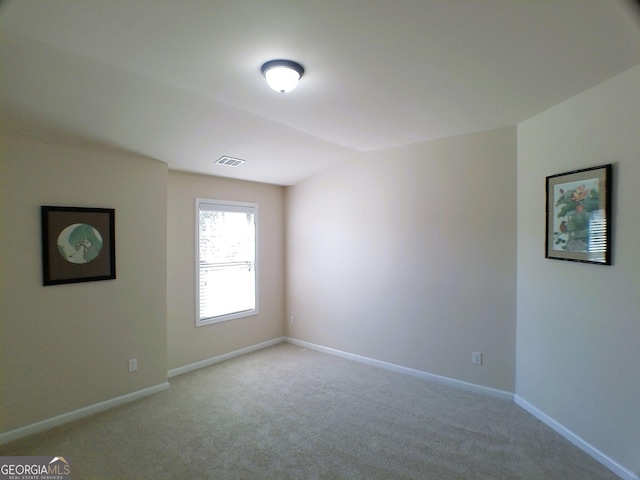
[0, 343, 619, 479]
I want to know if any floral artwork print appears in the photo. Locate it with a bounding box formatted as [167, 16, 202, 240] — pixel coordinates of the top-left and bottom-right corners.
[545, 164, 611, 265]
[552, 178, 601, 253]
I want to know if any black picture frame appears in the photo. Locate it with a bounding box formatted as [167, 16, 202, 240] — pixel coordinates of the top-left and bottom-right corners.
[41, 206, 116, 285]
[545, 164, 612, 265]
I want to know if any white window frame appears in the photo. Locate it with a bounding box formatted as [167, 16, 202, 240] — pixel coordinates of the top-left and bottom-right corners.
[195, 198, 259, 327]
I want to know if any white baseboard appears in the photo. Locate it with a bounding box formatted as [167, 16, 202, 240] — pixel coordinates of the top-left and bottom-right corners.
[285, 337, 514, 401]
[514, 395, 638, 480]
[1, 337, 284, 445]
[0, 382, 170, 445]
[6, 337, 633, 480]
[167, 336, 286, 378]
[289, 337, 637, 479]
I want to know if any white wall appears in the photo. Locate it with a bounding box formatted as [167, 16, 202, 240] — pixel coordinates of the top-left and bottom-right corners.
[167, 171, 285, 371]
[516, 65, 640, 477]
[0, 137, 168, 433]
[287, 127, 517, 392]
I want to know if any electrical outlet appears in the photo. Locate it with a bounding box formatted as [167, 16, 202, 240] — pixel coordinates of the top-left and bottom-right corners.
[289, 315, 295, 325]
[472, 352, 482, 365]
[128, 358, 138, 372]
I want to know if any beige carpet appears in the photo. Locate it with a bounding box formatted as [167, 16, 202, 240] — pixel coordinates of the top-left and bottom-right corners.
[0, 343, 618, 479]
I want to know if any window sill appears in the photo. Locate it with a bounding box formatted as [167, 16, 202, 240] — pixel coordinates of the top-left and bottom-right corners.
[196, 309, 258, 327]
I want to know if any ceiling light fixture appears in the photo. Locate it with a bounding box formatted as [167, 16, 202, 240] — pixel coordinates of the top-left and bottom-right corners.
[261, 59, 304, 93]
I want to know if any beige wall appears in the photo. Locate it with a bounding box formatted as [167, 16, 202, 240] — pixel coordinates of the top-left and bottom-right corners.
[2, 63, 636, 476]
[286, 127, 517, 392]
[167, 171, 285, 370]
[516, 65, 640, 475]
[0, 137, 168, 433]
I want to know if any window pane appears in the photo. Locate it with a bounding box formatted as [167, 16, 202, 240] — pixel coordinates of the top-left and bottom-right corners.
[197, 200, 257, 324]
[199, 262, 255, 319]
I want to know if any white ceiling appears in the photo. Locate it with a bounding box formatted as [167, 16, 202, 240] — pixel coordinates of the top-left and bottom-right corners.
[1, 0, 639, 186]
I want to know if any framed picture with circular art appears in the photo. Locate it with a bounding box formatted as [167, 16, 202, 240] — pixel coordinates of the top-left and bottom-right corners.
[41, 206, 116, 285]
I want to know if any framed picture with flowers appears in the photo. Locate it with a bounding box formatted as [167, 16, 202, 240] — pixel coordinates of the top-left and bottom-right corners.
[545, 164, 612, 265]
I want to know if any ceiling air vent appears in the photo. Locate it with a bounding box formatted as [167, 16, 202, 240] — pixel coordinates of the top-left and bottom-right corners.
[216, 156, 245, 167]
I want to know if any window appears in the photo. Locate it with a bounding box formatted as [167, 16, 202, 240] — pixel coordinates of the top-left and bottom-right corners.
[196, 198, 258, 326]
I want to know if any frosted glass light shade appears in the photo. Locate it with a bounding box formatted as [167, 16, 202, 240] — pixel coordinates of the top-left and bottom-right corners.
[261, 60, 304, 93]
